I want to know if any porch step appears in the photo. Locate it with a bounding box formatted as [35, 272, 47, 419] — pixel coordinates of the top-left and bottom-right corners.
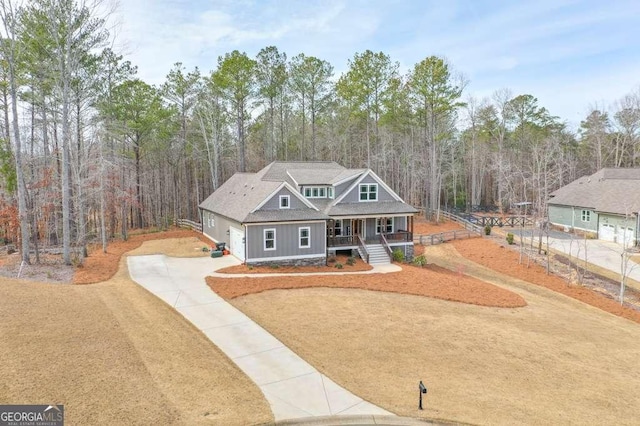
[363, 244, 391, 265]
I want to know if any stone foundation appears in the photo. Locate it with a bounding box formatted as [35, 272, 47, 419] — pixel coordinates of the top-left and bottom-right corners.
[247, 256, 326, 268]
[404, 244, 415, 261]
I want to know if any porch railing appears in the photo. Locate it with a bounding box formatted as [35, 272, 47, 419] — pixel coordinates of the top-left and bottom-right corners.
[379, 233, 393, 258]
[357, 235, 369, 264]
[382, 231, 413, 243]
[327, 235, 355, 247]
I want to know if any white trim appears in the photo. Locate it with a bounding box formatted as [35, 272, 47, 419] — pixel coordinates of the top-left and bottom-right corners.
[286, 170, 299, 188]
[298, 226, 311, 248]
[246, 220, 326, 226]
[251, 182, 319, 213]
[581, 209, 591, 222]
[263, 228, 276, 251]
[359, 183, 378, 202]
[279, 195, 290, 209]
[367, 169, 403, 202]
[330, 214, 412, 220]
[249, 253, 326, 263]
[376, 217, 394, 234]
[387, 242, 413, 247]
[333, 169, 404, 206]
[332, 172, 362, 187]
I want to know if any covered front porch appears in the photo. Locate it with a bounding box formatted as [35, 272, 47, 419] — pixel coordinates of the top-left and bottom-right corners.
[326, 215, 414, 248]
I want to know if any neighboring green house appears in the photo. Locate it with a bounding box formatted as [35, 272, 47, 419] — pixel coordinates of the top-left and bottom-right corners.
[199, 161, 417, 266]
[548, 168, 640, 246]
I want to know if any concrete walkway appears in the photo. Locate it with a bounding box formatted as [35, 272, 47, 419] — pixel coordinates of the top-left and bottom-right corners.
[127, 254, 394, 422]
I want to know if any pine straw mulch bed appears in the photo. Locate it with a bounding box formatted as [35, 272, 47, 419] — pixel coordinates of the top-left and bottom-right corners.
[206, 262, 526, 308]
[451, 237, 640, 324]
[215, 255, 372, 274]
[74, 228, 211, 284]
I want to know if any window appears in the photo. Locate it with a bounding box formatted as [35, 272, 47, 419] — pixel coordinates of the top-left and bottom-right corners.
[209, 214, 215, 228]
[303, 186, 332, 198]
[264, 229, 276, 251]
[299, 227, 310, 248]
[581, 210, 591, 222]
[279, 195, 290, 209]
[359, 183, 378, 201]
[376, 218, 394, 234]
[334, 219, 342, 236]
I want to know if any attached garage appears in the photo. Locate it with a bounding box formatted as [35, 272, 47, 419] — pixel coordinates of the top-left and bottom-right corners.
[599, 223, 615, 242]
[229, 227, 245, 261]
[617, 226, 635, 247]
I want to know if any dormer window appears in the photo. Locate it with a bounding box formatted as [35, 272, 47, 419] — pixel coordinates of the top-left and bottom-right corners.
[279, 195, 290, 209]
[359, 184, 377, 201]
[303, 186, 332, 198]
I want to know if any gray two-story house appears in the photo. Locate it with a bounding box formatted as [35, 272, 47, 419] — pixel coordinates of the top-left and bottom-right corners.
[198, 161, 417, 266]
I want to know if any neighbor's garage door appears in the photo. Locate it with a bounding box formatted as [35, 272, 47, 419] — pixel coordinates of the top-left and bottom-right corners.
[229, 227, 245, 261]
[599, 223, 615, 242]
[617, 226, 635, 247]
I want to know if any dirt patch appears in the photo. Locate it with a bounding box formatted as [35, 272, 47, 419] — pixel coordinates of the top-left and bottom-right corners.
[216, 254, 372, 274]
[207, 263, 526, 307]
[74, 229, 212, 284]
[450, 237, 640, 324]
[0, 238, 273, 425]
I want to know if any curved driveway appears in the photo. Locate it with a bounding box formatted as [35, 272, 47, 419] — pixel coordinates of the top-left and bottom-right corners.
[127, 254, 393, 422]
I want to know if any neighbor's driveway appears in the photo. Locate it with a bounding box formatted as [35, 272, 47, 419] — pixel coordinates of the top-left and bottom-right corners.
[518, 229, 640, 287]
[127, 254, 393, 422]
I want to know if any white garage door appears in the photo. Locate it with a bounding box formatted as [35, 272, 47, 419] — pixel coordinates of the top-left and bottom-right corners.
[617, 226, 635, 247]
[229, 227, 245, 261]
[599, 223, 615, 242]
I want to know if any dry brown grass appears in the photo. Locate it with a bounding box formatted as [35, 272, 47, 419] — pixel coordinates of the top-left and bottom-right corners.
[230, 243, 640, 425]
[0, 237, 273, 426]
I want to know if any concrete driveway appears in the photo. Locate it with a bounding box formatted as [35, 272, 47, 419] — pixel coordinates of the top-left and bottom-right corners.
[517, 229, 640, 287]
[127, 254, 393, 422]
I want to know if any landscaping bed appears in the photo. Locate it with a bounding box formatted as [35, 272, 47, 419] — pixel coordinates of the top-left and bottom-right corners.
[216, 254, 372, 274]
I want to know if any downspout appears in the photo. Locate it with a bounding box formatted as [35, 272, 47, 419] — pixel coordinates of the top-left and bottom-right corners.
[636, 212, 639, 247]
[571, 206, 575, 231]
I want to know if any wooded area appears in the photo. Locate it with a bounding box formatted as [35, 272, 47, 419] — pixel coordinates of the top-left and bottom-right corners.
[1, 0, 639, 264]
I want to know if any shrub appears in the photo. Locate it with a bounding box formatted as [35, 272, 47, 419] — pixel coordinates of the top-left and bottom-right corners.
[392, 248, 405, 262]
[247, 265, 253, 270]
[335, 262, 343, 269]
[484, 225, 492, 235]
[269, 263, 280, 269]
[346, 256, 356, 266]
[506, 233, 515, 245]
[413, 254, 427, 267]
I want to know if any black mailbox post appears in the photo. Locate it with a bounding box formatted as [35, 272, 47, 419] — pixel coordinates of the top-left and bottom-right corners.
[418, 381, 427, 410]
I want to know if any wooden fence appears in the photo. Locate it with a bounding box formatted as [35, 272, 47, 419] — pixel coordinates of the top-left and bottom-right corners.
[176, 219, 202, 233]
[414, 229, 478, 246]
[441, 210, 484, 234]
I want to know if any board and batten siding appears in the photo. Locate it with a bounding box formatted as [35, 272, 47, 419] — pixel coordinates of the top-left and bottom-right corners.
[338, 174, 396, 204]
[548, 205, 598, 232]
[201, 209, 243, 244]
[246, 221, 326, 260]
[363, 216, 407, 237]
[257, 187, 310, 211]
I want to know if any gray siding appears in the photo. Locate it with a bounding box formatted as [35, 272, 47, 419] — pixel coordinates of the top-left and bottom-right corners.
[364, 216, 408, 239]
[334, 177, 358, 199]
[258, 187, 310, 211]
[338, 174, 396, 204]
[246, 221, 326, 260]
[549, 205, 598, 231]
[201, 209, 242, 244]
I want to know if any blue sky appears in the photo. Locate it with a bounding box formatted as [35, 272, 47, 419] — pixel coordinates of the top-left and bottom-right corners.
[115, 0, 640, 127]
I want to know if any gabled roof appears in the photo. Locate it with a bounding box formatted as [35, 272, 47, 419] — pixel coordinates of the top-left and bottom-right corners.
[199, 161, 417, 223]
[549, 168, 640, 215]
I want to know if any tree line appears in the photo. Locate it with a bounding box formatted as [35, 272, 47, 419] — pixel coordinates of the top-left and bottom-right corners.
[0, 0, 639, 265]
